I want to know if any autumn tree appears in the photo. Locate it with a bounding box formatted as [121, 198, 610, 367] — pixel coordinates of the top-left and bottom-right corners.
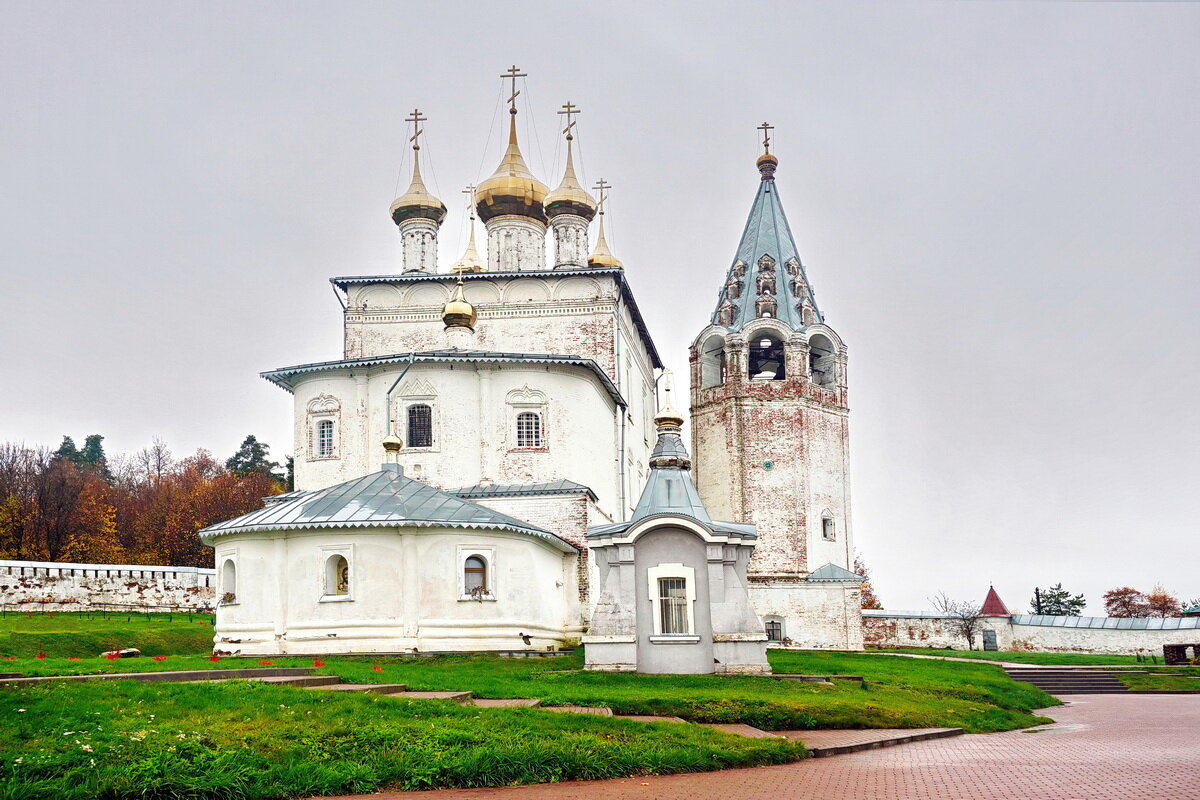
[1145, 585, 1182, 618]
[854, 553, 883, 609]
[1032, 583, 1086, 616]
[1103, 587, 1150, 618]
[0, 493, 26, 559]
[61, 479, 125, 564]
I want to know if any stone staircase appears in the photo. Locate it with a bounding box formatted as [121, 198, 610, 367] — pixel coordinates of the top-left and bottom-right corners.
[1003, 667, 1129, 695]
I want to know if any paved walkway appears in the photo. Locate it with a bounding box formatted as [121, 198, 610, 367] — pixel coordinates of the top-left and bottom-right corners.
[322, 695, 1200, 800]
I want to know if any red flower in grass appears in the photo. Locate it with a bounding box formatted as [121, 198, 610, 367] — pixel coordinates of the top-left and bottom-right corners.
[48, 612, 55, 618]
[312, 659, 325, 668]
[152, 655, 168, 662]
[25, 613, 33, 618]
[209, 654, 221, 663]
[3, 656, 16, 661]
[67, 657, 80, 662]
[105, 652, 120, 661]
[258, 660, 274, 666]
[372, 666, 384, 673]
[34, 652, 46, 660]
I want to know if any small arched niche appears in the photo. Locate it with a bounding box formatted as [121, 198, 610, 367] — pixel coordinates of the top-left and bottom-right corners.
[220, 559, 237, 604]
[748, 332, 786, 380]
[325, 554, 349, 597]
[808, 334, 837, 387]
[699, 333, 727, 388]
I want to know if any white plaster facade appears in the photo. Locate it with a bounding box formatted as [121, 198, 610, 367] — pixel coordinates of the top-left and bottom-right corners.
[0, 559, 214, 611]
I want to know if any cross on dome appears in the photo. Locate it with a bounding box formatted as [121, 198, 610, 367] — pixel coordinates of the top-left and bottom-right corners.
[757, 121, 774, 155]
[501, 65, 527, 113]
[406, 108, 428, 151]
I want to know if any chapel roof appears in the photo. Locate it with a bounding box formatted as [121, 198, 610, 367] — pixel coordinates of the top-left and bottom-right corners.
[199, 464, 576, 552]
[807, 562, 862, 583]
[710, 153, 822, 332]
[261, 350, 625, 407]
[981, 585, 1011, 616]
[329, 268, 663, 368]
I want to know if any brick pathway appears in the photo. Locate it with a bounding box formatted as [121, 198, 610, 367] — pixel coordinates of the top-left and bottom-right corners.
[321, 695, 1200, 800]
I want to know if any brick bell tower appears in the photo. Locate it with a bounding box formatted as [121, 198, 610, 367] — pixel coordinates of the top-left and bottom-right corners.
[688, 129, 862, 649]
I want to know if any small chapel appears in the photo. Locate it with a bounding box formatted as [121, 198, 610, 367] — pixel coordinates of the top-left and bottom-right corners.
[200, 69, 863, 667]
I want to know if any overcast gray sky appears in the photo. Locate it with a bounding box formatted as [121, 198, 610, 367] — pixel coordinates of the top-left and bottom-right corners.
[3, 1, 1197, 613]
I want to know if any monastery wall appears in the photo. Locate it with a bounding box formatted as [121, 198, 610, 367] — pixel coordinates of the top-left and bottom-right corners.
[0, 559, 215, 611]
[864, 611, 1200, 655]
[751, 582, 864, 650]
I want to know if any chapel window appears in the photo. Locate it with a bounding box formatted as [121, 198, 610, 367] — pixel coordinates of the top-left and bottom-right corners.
[822, 517, 836, 542]
[658, 577, 690, 635]
[748, 333, 786, 380]
[516, 412, 542, 448]
[220, 559, 237, 604]
[464, 556, 488, 597]
[316, 419, 334, 457]
[325, 554, 349, 596]
[407, 404, 433, 448]
[764, 616, 784, 642]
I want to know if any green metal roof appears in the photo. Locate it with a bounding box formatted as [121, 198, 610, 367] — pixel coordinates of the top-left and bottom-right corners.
[448, 480, 597, 503]
[807, 562, 861, 582]
[200, 464, 576, 552]
[261, 350, 625, 408]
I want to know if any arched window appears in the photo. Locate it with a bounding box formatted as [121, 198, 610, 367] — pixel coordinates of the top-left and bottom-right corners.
[516, 412, 542, 448]
[464, 556, 488, 596]
[407, 404, 433, 448]
[700, 333, 727, 389]
[748, 333, 786, 380]
[325, 554, 349, 596]
[316, 419, 334, 457]
[808, 334, 837, 387]
[220, 559, 237, 604]
[821, 515, 837, 541]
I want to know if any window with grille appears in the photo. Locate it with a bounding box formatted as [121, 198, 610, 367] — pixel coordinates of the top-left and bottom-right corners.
[407, 404, 432, 448]
[516, 412, 542, 448]
[464, 556, 487, 595]
[765, 619, 783, 642]
[822, 517, 836, 541]
[316, 419, 334, 457]
[658, 577, 689, 635]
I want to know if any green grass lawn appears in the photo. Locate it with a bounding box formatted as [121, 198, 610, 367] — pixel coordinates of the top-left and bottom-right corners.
[874, 647, 1144, 665]
[1110, 666, 1200, 691]
[0, 611, 214, 659]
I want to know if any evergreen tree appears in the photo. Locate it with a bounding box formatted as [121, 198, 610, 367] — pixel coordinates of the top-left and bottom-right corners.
[52, 436, 83, 465]
[1032, 583, 1086, 616]
[225, 435, 280, 479]
[284, 455, 295, 492]
[80, 434, 112, 481]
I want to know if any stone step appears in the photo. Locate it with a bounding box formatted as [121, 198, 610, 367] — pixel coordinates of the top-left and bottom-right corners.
[784, 727, 963, 757]
[311, 683, 409, 694]
[0, 667, 314, 685]
[0, 672, 22, 679]
[470, 697, 542, 708]
[702, 723, 784, 739]
[394, 690, 474, 704]
[613, 714, 688, 724]
[542, 705, 614, 716]
[245, 675, 343, 687]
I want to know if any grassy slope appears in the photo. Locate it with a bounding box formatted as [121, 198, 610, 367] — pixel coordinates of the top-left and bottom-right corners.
[1110, 666, 1200, 691]
[0, 612, 214, 658]
[0, 680, 801, 800]
[875, 648, 1143, 665]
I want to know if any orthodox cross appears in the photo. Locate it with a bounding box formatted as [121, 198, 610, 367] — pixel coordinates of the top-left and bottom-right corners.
[558, 101, 579, 140]
[501, 65, 527, 112]
[757, 121, 774, 154]
[462, 184, 477, 219]
[661, 369, 676, 409]
[405, 108, 427, 151]
[593, 178, 611, 211]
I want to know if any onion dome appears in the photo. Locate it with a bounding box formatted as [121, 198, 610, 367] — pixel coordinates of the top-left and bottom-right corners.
[451, 214, 486, 273]
[587, 210, 622, 269]
[390, 151, 447, 226]
[442, 278, 477, 330]
[475, 110, 549, 223]
[653, 369, 685, 430]
[545, 140, 597, 221]
[756, 152, 779, 181]
[382, 433, 404, 452]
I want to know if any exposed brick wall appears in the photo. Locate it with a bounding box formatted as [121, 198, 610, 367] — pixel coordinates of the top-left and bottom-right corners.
[0, 560, 215, 611]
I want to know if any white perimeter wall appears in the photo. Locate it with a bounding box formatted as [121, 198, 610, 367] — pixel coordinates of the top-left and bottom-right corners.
[0, 560, 215, 611]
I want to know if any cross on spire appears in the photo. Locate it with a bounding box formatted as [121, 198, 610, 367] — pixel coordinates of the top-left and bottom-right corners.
[405, 108, 427, 151]
[462, 184, 477, 220]
[558, 101, 580, 139]
[501, 65, 527, 113]
[758, 121, 774, 155]
[593, 178, 611, 211]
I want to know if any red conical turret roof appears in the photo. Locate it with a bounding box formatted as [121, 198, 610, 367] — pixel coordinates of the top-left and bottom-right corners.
[981, 586, 1010, 616]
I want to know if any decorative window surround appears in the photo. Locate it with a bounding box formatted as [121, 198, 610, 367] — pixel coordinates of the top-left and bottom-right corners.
[398, 379, 439, 452]
[320, 545, 353, 603]
[647, 563, 696, 638]
[305, 394, 341, 461]
[506, 386, 549, 451]
[457, 546, 496, 602]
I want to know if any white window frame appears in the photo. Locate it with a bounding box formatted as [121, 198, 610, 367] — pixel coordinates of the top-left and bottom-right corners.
[319, 545, 354, 603]
[505, 386, 548, 452]
[821, 513, 836, 542]
[305, 394, 341, 462]
[515, 410, 543, 449]
[647, 563, 699, 643]
[457, 545, 496, 602]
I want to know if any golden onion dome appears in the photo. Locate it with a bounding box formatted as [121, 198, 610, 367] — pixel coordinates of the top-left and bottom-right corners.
[450, 216, 486, 273]
[442, 278, 477, 329]
[545, 142, 597, 221]
[382, 433, 404, 453]
[653, 370, 684, 428]
[474, 111, 549, 224]
[390, 153, 447, 226]
[756, 151, 779, 181]
[587, 211, 623, 269]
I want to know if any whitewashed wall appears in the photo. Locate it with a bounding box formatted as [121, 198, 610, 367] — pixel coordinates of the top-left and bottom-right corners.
[0, 559, 214, 611]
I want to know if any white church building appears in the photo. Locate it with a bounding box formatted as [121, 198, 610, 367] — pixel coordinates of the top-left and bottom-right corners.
[200, 74, 862, 659]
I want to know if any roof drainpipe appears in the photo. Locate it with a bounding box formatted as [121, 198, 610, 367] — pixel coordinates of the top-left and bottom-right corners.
[385, 353, 418, 437]
[614, 290, 627, 520]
